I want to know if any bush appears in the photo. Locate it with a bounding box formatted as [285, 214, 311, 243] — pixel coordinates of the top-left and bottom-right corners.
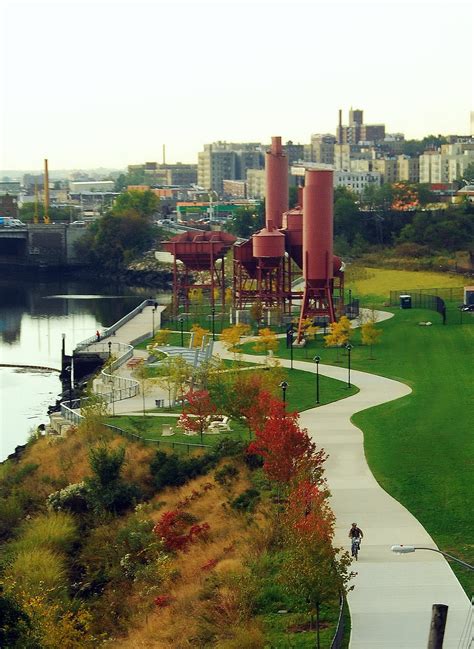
[214, 464, 239, 486]
[47, 482, 89, 514]
[6, 548, 67, 600]
[85, 445, 141, 514]
[0, 588, 36, 648]
[0, 494, 25, 540]
[150, 451, 216, 490]
[230, 489, 260, 513]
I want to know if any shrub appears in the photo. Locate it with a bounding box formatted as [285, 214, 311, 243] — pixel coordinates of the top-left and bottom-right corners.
[11, 512, 78, 555]
[0, 494, 25, 540]
[214, 464, 239, 486]
[47, 482, 89, 514]
[0, 588, 35, 648]
[230, 489, 260, 513]
[6, 548, 67, 600]
[150, 451, 216, 490]
[153, 510, 210, 552]
[85, 445, 141, 514]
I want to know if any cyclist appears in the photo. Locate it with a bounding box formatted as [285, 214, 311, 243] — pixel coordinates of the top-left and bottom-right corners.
[348, 523, 363, 557]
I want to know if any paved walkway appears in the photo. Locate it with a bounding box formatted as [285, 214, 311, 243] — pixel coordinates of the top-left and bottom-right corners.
[78, 306, 471, 646]
[212, 314, 471, 649]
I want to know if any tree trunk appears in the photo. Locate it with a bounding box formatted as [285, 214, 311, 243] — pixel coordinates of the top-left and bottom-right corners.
[316, 603, 320, 649]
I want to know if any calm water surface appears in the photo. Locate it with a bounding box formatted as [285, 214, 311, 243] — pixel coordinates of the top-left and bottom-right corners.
[0, 274, 156, 460]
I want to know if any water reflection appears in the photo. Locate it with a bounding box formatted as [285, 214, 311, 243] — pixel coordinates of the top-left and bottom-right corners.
[0, 273, 164, 460]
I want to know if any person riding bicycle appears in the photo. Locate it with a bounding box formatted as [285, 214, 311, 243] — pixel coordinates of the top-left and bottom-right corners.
[348, 523, 363, 546]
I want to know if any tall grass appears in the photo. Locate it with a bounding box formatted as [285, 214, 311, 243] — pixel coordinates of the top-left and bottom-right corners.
[6, 548, 67, 599]
[11, 512, 78, 555]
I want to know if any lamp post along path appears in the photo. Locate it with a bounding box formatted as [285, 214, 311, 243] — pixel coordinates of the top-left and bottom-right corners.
[313, 355, 321, 404]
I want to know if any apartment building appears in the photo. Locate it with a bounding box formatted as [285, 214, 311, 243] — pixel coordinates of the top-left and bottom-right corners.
[419, 143, 474, 183]
[334, 170, 381, 194]
[372, 158, 398, 184]
[197, 142, 264, 193]
[305, 134, 336, 165]
[246, 169, 266, 199]
[397, 155, 420, 182]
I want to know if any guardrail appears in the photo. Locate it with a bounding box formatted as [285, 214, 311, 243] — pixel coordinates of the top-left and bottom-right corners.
[74, 298, 155, 351]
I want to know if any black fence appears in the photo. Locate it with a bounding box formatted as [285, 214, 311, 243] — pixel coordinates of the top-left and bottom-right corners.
[105, 424, 212, 453]
[389, 291, 447, 323]
[389, 287, 464, 304]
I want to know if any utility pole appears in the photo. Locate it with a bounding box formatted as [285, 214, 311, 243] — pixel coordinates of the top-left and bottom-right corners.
[427, 604, 448, 649]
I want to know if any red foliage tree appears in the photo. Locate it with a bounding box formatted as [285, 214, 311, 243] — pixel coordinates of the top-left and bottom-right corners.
[248, 408, 327, 485]
[243, 389, 283, 436]
[178, 389, 217, 443]
[285, 479, 334, 543]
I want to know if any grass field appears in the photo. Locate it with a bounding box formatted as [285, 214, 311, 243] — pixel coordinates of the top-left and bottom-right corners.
[346, 266, 464, 304]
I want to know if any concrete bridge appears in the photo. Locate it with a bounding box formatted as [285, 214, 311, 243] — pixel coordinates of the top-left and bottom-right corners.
[0, 224, 87, 268]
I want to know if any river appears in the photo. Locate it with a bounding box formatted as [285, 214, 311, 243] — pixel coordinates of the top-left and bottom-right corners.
[0, 273, 160, 461]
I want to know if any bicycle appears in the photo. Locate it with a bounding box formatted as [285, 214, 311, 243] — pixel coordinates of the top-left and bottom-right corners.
[351, 537, 361, 561]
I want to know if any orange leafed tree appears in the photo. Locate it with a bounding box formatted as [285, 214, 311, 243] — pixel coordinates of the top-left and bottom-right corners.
[248, 406, 327, 485]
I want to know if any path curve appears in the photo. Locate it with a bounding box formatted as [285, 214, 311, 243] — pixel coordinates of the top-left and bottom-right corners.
[214, 310, 470, 649]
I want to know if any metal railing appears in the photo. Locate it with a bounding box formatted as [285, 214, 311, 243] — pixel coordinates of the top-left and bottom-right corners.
[330, 594, 346, 649]
[74, 298, 156, 351]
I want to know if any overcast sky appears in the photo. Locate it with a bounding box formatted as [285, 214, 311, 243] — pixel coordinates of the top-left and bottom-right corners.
[1, 0, 472, 171]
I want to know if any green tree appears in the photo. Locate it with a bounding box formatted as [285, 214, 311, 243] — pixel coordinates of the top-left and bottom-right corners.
[85, 445, 140, 514]
[225, 206, 263, 238]
[112, 190, 159, 218]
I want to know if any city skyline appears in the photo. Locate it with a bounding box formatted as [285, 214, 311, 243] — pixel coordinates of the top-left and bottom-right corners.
[1, 0, 472, 170]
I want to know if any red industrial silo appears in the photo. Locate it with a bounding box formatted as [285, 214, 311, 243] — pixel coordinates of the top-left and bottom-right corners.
[303, 169, 334, 287]
[265, 136, 288, 229]
[296, 168, 336, 339]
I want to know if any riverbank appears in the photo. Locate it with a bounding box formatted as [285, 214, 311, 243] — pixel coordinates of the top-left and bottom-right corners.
[0, 263, 173, 289]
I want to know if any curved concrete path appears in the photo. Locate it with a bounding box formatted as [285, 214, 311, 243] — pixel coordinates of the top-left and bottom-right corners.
[214, 313, 471, 649]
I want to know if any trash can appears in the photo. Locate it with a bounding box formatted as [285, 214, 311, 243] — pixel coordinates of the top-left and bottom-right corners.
[400, 295, 412, 309]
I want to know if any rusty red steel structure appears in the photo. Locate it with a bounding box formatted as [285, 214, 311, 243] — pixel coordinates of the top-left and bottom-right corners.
[164, 134, 344, 332]
[163, 230, 236, 314]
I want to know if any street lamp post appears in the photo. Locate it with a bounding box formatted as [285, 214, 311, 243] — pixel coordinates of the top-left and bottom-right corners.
[345, 343, 353, 388]
[178, 315, 185, 347]
[287, 326, 294, 370]
[279, 381, 288, 407]
[108, 341, 112, 359]
[211, 307, 216, 341]
[152, 306, 157, 338]
[391, 545, 474, 570]
[313, 355, 321, 404]
[64, 365, 73, 408]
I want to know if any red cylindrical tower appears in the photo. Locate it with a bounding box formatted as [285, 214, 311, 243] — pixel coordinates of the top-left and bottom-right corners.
[303, 169, 333, 287]
[265, 136, 288, 229]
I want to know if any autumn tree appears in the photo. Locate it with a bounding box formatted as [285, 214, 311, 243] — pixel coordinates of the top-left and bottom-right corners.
[220, 323, 251, 361]
[190, 324, 210, 348]
[155, 356, 192, 408]
[152, 328, 172, 346]
[281, 480, 354, 648]
[252, 327, 278, 358]
[324, 321, 343, 362]
[361, 321, 382, 359]
[248, 407, 327, 486]
[178, 389, 217, 443]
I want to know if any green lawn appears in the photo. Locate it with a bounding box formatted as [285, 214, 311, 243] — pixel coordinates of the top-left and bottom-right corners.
[243, 307, 473, 594]
[108, 366, 358, 449]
